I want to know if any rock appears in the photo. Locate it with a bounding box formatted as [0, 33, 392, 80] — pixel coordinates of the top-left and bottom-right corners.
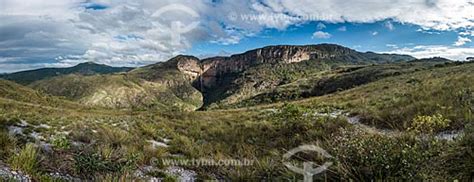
[166, 45, 366, 92]
[166, 166, 197, 182]
[37, 124, 51, 129]
[38, 141, 53, 153]
[0, 162, 32, 182]
[133, 165, 161, 182]
[148, 140, 169, 149]
[162, 138, 172, 143]
[29, 132, 44, 141]
[313, 110, 345, 118]
[8, 126, 24, 136]
[48, 172, 82, 181]
[19, 120, 29, 127]
[347, 116, 361, 124]
[436, 130, 463, 141]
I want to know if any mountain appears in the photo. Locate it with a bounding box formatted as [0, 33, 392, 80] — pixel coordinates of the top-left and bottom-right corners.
[187, 44, 415, 108]
[31, 57, 203, 111]
[0, 62, 133, 85]
[28, 44, 415, 110]
[0, 79, 79, 108]
[409, 57, 453, 63]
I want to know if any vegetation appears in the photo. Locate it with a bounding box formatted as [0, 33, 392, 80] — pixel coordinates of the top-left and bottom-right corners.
[409, 114, 451, 133]
[0, 62, 132, 85]
[8, 143, 39, 175]
[0, 51, 472, 180]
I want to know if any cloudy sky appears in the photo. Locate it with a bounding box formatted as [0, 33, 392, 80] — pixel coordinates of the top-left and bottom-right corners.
[0, 0, 473, 73]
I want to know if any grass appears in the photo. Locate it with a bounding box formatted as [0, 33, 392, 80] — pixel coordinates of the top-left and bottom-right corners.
[0, 131, 15, 160]
[327, 128, 446, 180]
[0, 61, 472, 180]
[8, 143, 39, 175]
[279, 61, 474, 130]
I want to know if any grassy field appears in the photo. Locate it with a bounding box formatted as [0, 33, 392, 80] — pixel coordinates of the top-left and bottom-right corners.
[0, 61, 473, 181]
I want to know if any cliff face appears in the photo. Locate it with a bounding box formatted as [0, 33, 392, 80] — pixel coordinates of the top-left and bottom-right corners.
[161, 44, 415, 108]
[201, 44, 356, 73]
[176, 44, 361, 89]
[175, 56, 202, 81]
[17, 44, 415, 111]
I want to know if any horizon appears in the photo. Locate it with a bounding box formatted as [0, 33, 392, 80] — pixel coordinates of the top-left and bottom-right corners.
[0, 43, 437, 74]
[1, 0, 473, 73]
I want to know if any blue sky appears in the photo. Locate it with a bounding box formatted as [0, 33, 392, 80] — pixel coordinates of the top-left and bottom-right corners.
[188, 21, 465, 57]
[0, 0, 473, 73]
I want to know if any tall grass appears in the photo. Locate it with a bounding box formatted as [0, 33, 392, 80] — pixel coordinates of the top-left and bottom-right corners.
[8, 143, 38, 175]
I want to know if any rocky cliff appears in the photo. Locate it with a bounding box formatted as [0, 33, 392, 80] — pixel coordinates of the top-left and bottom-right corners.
[25, 44, 415, 111]
[166, 44, 414, 108]
[174, 44, 413, 90]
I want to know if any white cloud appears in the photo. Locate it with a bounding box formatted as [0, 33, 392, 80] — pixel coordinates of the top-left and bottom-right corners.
[386, 44, 398, 49]
[210, 35, 242, 45]
[1, 0, 474, 72]
[312, 31, 332, 39]
[317, 22, 326, 30]
[386, 45, 474, 61]
[459, 31, 474, 36]
[372, 31, 379, 36]
[384, 21, 395, 31]
[416, 28, 442, 34]
[263, 0, 474, 31]
[454, 36, 472, 46]
[337, 26, 347, 31]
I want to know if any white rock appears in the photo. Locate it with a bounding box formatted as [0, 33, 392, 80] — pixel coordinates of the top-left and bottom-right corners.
[37, 124, 51, 129]
[166, 166, 197, 182]
[148, 140, 169, 149]
[8, 126, 24, 135]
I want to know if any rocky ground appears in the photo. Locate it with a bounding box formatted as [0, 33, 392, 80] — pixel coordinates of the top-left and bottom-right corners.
[0, 162, 32, 182]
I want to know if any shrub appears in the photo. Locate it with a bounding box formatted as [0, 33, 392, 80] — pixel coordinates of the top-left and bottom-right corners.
[442, 124, 474, 180]
[275, 103, 309, 121]
[97, 127, 134, 148]
[73, 149, 138, 177]
[51, 135, 71, 150]
[8, 143, 39, 175]
[74, 152, 115, 175]
[329, 129, 443, 180]
[0, 131, 15, 159]
[409, 114, 451, 133]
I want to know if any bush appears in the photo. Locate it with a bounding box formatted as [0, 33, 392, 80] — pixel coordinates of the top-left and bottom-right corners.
[0, 131, 15, 159]
[73, 149, 138, 177]
[97, 127, 134, 148]
[275, 103, 309, 121]
[51, 135, 71, 150]
[329, 129, 443, 180]
[8, 143, 39, 175]
[442, 124, 474, 180]
[409, 114, 451, 133]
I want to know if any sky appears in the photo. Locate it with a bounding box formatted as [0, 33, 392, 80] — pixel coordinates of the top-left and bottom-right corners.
[0, 0, 473, 73]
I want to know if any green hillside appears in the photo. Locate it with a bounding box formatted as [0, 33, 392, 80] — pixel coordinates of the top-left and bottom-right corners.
[221, 60, 453, 109]
[0, 79, 80, 108]
[0, 45, 472, 181]
[31, 58, 203, 111]
[0, 62, 133, 85]
[0, 61, 472, 181]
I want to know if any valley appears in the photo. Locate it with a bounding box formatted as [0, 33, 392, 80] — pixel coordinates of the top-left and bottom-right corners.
[0, 44, 473, 181]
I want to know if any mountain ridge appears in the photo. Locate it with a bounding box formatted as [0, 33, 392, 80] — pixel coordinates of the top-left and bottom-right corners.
[0, 62, 133, 85]
[22, 44, 418, 110]
[168, 44, 416, 90]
